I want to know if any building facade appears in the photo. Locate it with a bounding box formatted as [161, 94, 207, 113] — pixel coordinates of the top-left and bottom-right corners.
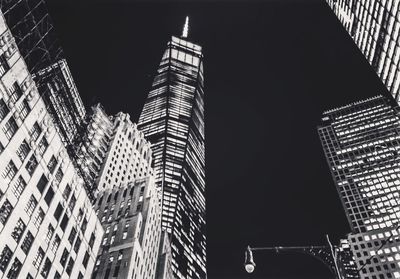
[75, 104, 153, 200]
[336, 239, 360, 279]
[318, 95, 400, 278]
[138, 33, 206, 278]
[92, 176, 165, 279]
[33, 59, 86, 149]
[326, 0, 400, 102]
[0, 10, 103, 279]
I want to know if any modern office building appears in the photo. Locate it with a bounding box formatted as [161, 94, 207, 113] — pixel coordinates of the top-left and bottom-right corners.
[318, 95, 400, 278]
[326, 0, 400, 103]
[138, 21, 206, 278]
[0, 11, 103, 279]
[75, 104, 153, 200]
[33, 59, 86, 149]
[0, 0, 63, 73]
[93, 176, 170, 279]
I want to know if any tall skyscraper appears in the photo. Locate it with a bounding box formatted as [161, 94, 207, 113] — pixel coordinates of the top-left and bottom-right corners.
[325, 0, 400, 102]
[318, 95, 400, 278]
[0, 10, 103, 279]
[138, 19, 206, 279]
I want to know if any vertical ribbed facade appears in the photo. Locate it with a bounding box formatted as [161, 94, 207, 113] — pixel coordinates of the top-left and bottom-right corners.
[326, 0, 400, 102]
[138, 35, 206, 278]
[318, 95, 400, 278]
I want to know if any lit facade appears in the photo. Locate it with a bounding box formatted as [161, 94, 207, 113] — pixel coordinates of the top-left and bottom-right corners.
[326, 0, 400, 102]
[138, 34, 206, 278]
[318, 95, 400, 278]
[336, 239, 360, 279]
[76, 104, 153, 200]
[0, 11, 103, 279]
[92, 176, 164, 279]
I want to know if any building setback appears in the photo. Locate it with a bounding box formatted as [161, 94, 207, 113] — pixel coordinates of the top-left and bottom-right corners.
[326, 0, 400, 103]
[0, 10, 103, 279]
[318, 95, 400, 278]
[138, 29, 206, 278]
[92, 176, 165, 279]
[75, 104, 153, 200]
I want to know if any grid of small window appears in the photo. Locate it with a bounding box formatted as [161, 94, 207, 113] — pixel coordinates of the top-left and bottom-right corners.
[8, 83, 22, 104]
[0, 199, 13, 225]
[25, 154, 38, 175]
[32, 247, 44, 269]
[18, 100, 30, 121]
[33, 207, 45, 229]
[0, 99, 9, 122]
[11, 218, 26, 243]
[2, 117, 18, 140]
[30, 122, 41, 141]
[25, 195, 38, 217]
[21, 231, 34, 254]
[16, 140, 30, 162]
[2, 160, 17, 183]
[12, 176, 26, 199]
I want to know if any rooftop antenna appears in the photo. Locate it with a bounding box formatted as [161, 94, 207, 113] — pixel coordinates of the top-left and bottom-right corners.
[182, 16, 189, 38]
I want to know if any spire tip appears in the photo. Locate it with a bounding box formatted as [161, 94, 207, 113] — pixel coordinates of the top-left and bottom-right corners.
[182, 16, 189, 38]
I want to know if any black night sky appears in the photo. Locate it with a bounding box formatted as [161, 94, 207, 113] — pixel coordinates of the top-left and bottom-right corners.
[45, 0, 391, 278]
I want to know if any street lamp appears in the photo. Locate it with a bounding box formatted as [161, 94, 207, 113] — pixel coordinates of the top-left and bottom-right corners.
[244, 246, 256, 273]
[244, 235, 342, 279]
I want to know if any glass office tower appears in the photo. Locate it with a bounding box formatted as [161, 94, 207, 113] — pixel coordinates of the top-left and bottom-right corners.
[138, 34, 206, 278]
[318, 95, 400, 278]
[326, 0, 400, 103]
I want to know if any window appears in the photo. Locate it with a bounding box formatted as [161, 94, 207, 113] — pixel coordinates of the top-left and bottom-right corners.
[30, 122, 41, 141]
[45, 225, 54, 244]
[0, 245, 12, 272]
[54, 203, 63, 221]
[50, 234, 60, 253]
[69, 194, 76, 211]
[74, 237, 81, 253]
[6, 257, 22, 279]
[2, 160, 17, 183]
[21, 231, 34, 254]
[81, 218, 88, 233]
[68, 228, 77, 244]
[38, 137, 48, 156]
[3, 117, 18, 140]
[60, 214, 69, 231]
[44, 186, 54, 205]
[18, 100, 30, 121]
[89, 233, 96, 248]
[54, 272, 61, 279]
[40, 258, 51, 278]
[66, 258, 75, 275]
[32, 247, 44, 269]
[12, 176, 26, 199]
[54, 168, 63, 186]
[0, 99, 9, 121]
[0, 199, 13, 225]
[25, 154, 38, 175]
[11, 219, 26, 243]
[0, 54, 10, 77]
[47, 156, 57, 173]
[83, 251, 90, 268]
[33, 207, 44, 229]
[36, 174, 48, 194]
[63, 184, 72, 201]
[25, 195, 37, 217]
[16, 140, 30, 162]
[60, 248, 68, 267]
[8, 83, 22, 104]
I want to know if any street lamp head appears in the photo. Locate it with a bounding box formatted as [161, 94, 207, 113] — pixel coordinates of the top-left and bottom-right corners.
[244, 246, 256, 273]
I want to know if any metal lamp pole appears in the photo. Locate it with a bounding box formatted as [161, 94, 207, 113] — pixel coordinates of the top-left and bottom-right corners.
[244, 235, 343, 279]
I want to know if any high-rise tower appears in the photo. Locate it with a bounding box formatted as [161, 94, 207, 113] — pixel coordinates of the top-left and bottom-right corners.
[138, 18, 206, 279]
[318, 95, 400, 278]
[326, 0, 400, 103]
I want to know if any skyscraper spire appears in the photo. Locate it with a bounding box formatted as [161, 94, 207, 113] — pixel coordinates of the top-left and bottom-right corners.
[182, 16, 189, 38]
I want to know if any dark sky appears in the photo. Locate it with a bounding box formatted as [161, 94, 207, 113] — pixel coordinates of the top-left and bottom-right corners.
[45, 0, 391, 278]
